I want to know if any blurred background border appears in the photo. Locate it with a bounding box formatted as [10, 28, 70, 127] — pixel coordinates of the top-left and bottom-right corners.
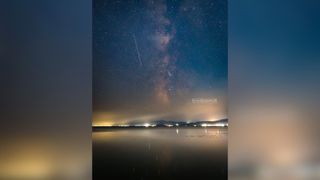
[0, 1, 92, 179]
[1, 0, 320, 180]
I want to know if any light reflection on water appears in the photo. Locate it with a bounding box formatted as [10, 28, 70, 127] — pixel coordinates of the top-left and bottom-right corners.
[93, 127, 227, 179]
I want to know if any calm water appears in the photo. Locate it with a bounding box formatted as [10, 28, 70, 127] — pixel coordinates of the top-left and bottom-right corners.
[93, 127, 227, 180]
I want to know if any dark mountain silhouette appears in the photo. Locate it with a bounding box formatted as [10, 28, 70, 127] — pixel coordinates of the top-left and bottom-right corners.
[93, 119, 228, 129]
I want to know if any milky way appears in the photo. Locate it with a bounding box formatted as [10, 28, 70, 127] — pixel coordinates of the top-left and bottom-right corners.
[93, 0, 227, 125]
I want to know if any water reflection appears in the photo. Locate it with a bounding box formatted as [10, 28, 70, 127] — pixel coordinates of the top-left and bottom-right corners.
[93, 127, 227, 180]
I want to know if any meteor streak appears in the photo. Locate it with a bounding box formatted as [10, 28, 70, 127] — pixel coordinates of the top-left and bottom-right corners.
[133, 33, 143, 66]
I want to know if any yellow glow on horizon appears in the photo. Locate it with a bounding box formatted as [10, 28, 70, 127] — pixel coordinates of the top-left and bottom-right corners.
[92, 97, 227, 126]
[92, 123, 114, 127]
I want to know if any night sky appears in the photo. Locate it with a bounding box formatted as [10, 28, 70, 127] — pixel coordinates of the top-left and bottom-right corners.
[93, 0, 227, 126]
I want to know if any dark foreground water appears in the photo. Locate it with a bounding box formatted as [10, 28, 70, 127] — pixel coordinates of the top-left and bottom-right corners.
[93, 127, 227, 180]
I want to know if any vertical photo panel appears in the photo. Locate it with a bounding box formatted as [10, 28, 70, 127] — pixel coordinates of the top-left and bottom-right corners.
[93, 0, 227, 179]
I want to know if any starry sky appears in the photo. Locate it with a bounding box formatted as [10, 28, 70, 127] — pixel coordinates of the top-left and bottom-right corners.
[93, 0, 227, 126]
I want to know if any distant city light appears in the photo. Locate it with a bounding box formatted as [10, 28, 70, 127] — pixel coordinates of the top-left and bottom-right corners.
[201, 123, 208, 127]
[201, 123, 228, 127]
[118, 124, 129, 127]
[214, 123, 227, 127]
[144, 123, 150, 127]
